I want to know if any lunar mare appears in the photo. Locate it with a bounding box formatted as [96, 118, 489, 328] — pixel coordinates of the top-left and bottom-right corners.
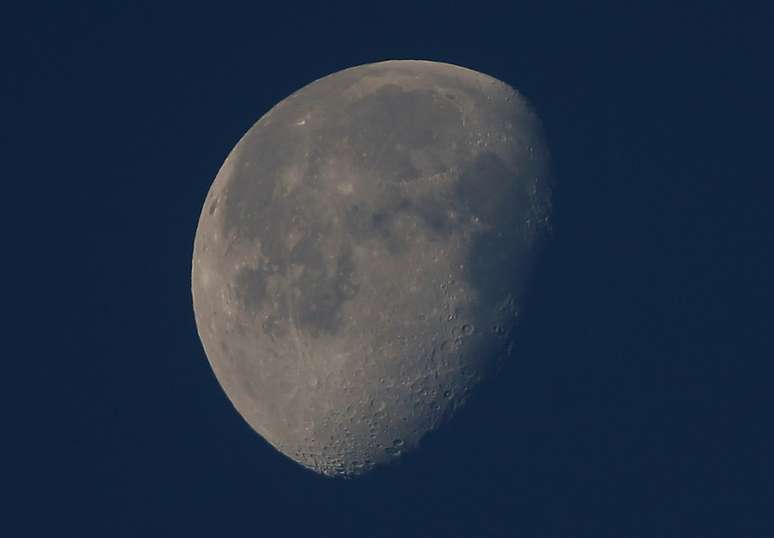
[192, 60, 552, 476]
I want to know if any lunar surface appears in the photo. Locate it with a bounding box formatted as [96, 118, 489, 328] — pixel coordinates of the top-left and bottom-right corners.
[192, 60, 552, 476]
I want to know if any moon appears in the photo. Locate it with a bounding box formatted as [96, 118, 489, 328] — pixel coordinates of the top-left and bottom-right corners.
[192, 60, 552, 476]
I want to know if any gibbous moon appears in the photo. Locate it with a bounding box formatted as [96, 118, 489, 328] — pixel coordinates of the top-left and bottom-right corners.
[192, 60, 552, 476]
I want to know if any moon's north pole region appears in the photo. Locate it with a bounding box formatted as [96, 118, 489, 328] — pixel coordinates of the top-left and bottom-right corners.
[192, 60, 552, 477]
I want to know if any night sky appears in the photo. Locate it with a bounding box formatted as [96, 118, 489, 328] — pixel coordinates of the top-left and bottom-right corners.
[6, 2, 773, 536]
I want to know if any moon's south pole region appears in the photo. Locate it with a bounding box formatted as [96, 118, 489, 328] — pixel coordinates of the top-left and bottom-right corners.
[192, 60, 552, 477]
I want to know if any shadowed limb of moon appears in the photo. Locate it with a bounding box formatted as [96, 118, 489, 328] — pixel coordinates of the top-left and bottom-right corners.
[192, 60, 552, 477]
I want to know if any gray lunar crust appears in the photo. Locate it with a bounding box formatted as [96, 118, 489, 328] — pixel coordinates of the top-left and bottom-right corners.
[192, 60, 552, 476]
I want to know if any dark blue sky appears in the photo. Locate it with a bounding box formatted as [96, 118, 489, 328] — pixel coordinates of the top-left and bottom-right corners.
[6, 2, 772, 536]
